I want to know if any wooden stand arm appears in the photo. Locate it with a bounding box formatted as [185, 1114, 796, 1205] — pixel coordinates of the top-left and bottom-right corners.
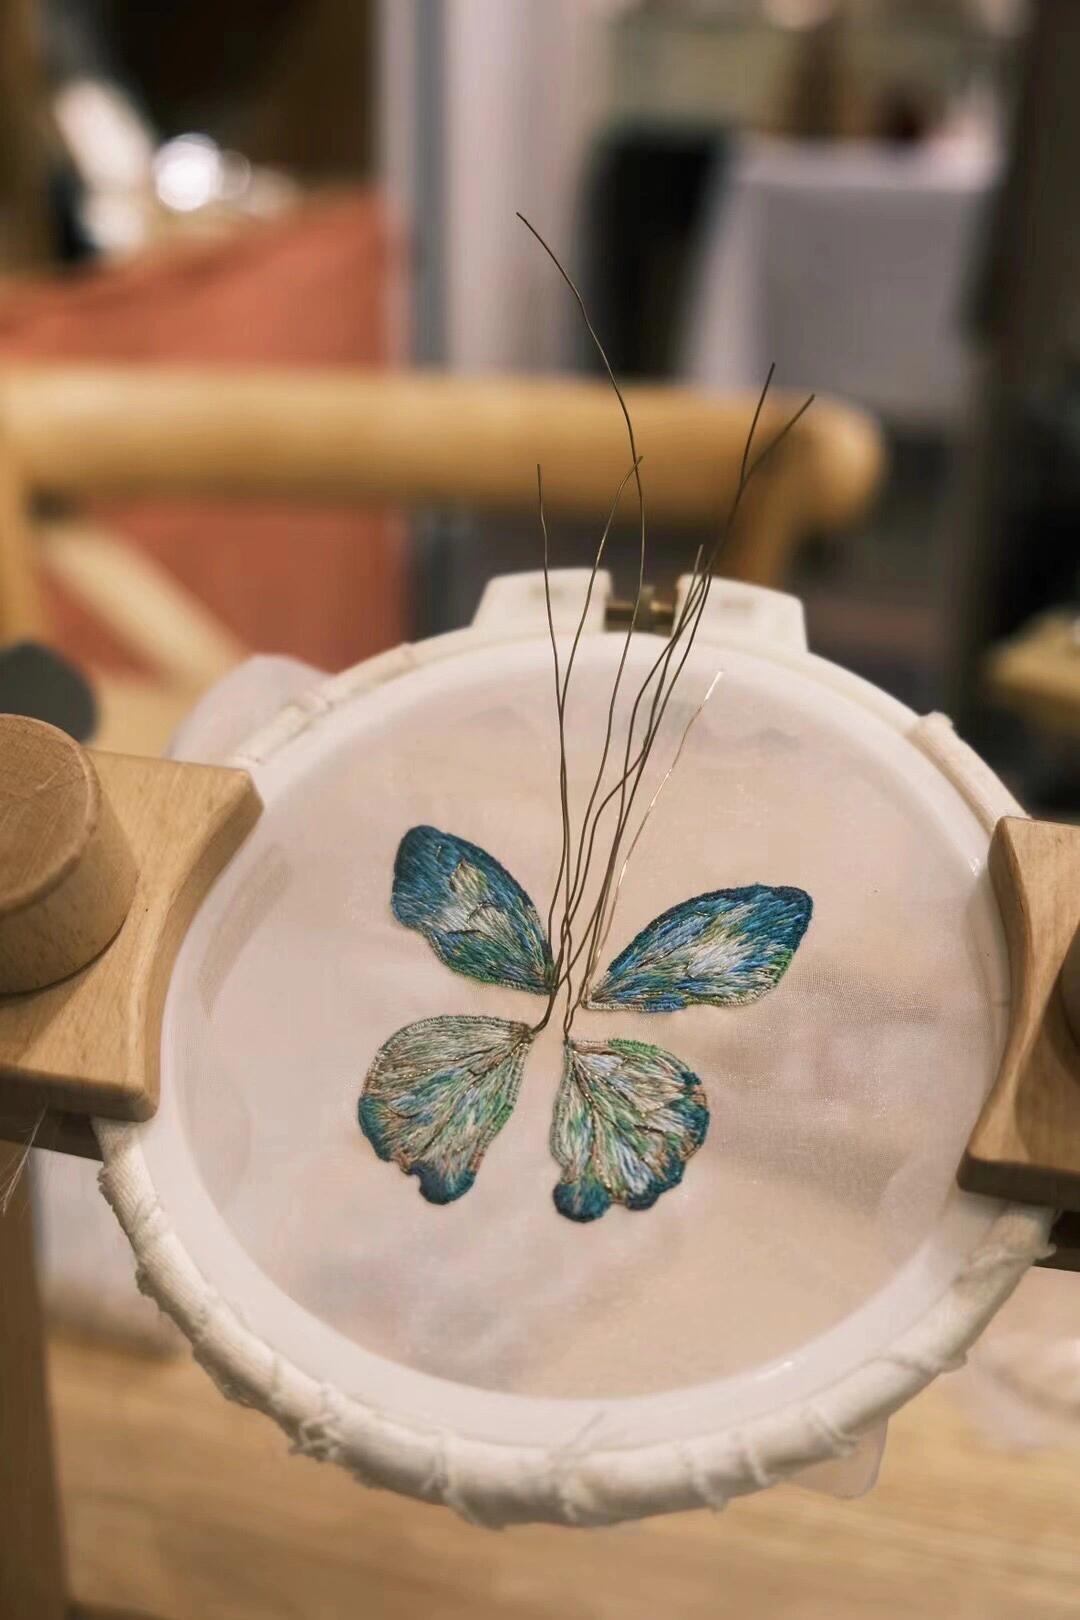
[0, 716, 260, 1154]
[0, 366, 883, 536]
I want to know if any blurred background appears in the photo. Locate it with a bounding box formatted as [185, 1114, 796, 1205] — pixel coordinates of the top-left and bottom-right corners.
[0, 0, 1076, 801]
[1, 2, 1079, 1617]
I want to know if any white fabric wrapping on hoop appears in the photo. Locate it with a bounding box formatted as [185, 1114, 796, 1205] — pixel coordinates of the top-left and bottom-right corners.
[94, 604, 1053, 1528]
[96, 1121, 1048, 1525]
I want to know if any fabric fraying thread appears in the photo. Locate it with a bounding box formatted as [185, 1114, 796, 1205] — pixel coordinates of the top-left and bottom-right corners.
[132, 1261, 155, 1302]
[296, 687, 332, 719]
[286, 1425, 320, 1464]
[881, 1346, 950, 1379]
[805, 1402, 858, 1456]
[964, 1241, 1052, 1280]
[188, 1294, 254, 1403]
[268, 1350, 285, 1408]
[290, 1385, 345, 1463]
[315, 1383, 347, 1463]
[676, 1441, 729, 1512]
[194, 1341, 257, 1408]
[437, 1434, 488, 1527]
[189, 1288, 217, 1350]
[550, 1471, 584, 1529]
[100, 1176, 161, 1249]
[545, 1409, 609, 1527]
[413, 1429, 458, 1513]
[735, 1429, 777, 1490]
[342, 1449, 380, 1492]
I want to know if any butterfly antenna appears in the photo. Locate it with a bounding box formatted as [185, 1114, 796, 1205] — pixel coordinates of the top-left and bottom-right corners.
[534, 456, 643, 1037]
[518, 214, 648, 1030]
[520, 213, 815, 1031]
[589, 668, 723, 982]
[566, 380, 815, 1020]
[555, 373, 783, 1005]
[537, 464, 571, 982]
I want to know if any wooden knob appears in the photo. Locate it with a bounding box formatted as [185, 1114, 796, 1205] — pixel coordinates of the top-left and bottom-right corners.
[0, 715, 137, 993]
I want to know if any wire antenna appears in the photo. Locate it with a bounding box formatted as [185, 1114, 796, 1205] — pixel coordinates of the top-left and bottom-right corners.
[518, 215, 813, 1036]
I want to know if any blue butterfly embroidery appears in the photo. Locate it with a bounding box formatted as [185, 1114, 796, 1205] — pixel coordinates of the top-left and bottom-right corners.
[359, 825, 812, 1221]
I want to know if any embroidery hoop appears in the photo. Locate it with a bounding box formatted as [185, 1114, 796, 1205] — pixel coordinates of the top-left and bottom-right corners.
[95, 573, 1051, 1527]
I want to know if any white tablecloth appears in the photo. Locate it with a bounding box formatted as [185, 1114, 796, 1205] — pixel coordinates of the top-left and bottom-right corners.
[682, 136, 999, 429]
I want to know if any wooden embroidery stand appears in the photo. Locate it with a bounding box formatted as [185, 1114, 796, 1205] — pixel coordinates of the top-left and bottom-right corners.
[0, 711, 1078, 1616]
[0, 715, 259, 1620]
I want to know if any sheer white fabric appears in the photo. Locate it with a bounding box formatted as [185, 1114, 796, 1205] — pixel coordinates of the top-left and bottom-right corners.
[157, 634, 1010, 1405]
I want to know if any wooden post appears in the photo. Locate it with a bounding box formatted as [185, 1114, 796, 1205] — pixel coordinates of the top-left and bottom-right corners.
[0, 717, 261, 1620]
[0, 435, 45, 644]
[0, 1167, 67, 1620]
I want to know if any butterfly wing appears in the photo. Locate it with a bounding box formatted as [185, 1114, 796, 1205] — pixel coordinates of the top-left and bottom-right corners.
[359, 1015, 533, 1203]
[392, 825, 554, 995]
[586, 884, 812, 1013]
[551, 1037, 709, 1221]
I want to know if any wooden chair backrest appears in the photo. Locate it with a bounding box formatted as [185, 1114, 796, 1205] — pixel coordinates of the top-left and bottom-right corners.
[0, 365, 884, 642]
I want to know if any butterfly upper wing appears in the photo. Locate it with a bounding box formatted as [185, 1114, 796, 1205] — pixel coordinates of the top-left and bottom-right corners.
[586, 884, 812, 1013]
[392, 825, 554, 995]
[551, 1037, 709, 1221]
[359, 1014, 533, 1203]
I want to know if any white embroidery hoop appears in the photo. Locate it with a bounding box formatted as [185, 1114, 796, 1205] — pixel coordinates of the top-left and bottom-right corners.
[96, 574, 1051, 1527]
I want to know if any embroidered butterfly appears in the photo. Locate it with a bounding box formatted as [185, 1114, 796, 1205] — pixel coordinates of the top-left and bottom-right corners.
[358, 825, 811, 1221]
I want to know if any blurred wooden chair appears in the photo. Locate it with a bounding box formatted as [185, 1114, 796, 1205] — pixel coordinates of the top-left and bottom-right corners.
[0, 364, 883, 753]
[986, 611, 1080, 737]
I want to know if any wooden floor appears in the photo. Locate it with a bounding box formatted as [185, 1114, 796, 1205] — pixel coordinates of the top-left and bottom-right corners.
[50, 1330, 1080, 1620]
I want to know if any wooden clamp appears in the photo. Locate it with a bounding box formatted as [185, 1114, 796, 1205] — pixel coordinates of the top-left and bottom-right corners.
[958, 816, 1080, 1268]
[0, 714, 260, 1157]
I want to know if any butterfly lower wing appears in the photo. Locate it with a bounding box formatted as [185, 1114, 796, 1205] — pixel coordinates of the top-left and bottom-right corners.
[360, 1015, 533, 1203]
[587, 884, 812, 1012]
[392, 825, 554, 995]
[551, 1037, 709, 1221]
